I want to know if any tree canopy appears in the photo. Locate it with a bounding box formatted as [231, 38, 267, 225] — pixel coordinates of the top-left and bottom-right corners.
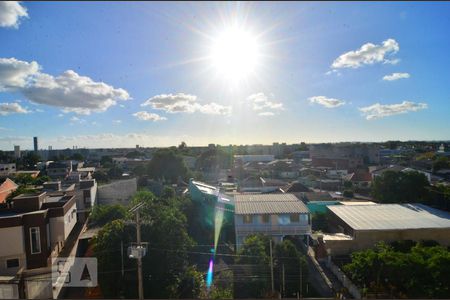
[147, 149, 189, 183]
[371, 170, 429, 203]
[343, 241, 450, 298]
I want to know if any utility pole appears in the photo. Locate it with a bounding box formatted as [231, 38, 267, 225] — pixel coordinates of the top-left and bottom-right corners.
[121, 240, 124, 277]
[129, 202, 147, 300]
[136, 209, 144, 300]
[299, 259, 303, 299]
[269, 239, 274, 294]
[282, 263, 285, 298]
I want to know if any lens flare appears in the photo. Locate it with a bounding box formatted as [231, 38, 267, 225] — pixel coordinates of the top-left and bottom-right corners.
[214, 202, 225, 253]
[206, 258, 214, 288]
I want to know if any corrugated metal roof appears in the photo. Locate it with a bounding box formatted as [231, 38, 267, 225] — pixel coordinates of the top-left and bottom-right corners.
[328, 204, 450, 230]
[234, 193, 309, 215]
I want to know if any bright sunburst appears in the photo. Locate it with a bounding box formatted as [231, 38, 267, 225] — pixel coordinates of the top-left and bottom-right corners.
[209, 26, 261, 83]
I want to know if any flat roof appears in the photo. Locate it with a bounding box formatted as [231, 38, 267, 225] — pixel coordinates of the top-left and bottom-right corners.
[339, 201, 377, 206]
[328, 204, 450, 231]
[235, 193, 309, 215]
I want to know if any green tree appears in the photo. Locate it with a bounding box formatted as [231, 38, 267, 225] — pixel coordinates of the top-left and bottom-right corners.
[100, 155, 113, 168]
[126, 151, 143, 159]
[70, 153, 84, 161]
[132, 165, 147, 177]
[234, 234, 271, 298]
[371, 170, 429, 203]
[92, 170, 109, 183]
[343, 242, 450, 298]
[343, 190, 354, 198]
[94, 220, 133, 298]
[89, 204, 127, 226]
[433, 156, 450, 172]
[147, 149, 189, 183]
[274, 240, 308, 298]
[107, 165, 123, 179]
[195, 148, 232, 171]
[22, 152, 41, 169]
[169, 265, 207, 299]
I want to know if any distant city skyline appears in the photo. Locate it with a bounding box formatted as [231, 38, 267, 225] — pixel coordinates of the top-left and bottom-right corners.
[1, 2, 450, 150]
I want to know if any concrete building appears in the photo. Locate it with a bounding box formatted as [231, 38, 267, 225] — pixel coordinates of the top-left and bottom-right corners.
[0, 164, 16, 178]
[234, 155, 275, 164]
[324, 204, 450, 255]
[97, 177, 137, 205]
[234, 193, 311, 249]
[0, 178, 18, 203]
[0, 192, 77, 298]
[14, 146, 20, 159]
[46, 161, 72, 180]
[33, 137, 38, 152]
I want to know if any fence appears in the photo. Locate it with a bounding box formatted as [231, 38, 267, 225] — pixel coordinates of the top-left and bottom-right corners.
[326, 260, 361, 299]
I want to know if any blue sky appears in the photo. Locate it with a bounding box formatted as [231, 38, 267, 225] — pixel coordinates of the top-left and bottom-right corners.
[1, 1, 449, 150]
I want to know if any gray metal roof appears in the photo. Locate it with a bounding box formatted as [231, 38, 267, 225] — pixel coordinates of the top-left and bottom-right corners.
[234, 193, 309, 215]
[328, 204, 450, 231]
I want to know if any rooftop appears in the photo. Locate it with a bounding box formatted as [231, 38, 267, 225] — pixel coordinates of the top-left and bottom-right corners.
[234, 193, 309, 215]
[328, 204, 450, 231]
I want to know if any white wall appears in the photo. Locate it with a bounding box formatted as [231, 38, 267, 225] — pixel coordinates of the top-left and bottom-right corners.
[49, 202, 77, 250]
[98, 178, 137, 205]
[0, 226, 26, 275]
[0, 226, 24, 257]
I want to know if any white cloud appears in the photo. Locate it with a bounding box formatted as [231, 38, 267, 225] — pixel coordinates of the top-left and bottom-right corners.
[69, 116, 86, 124]
[332, 39, 399, 69]
[246, 92, 284, 116]
[258, 112, 275, 117]
[359, 101, 427, 120]
[0, 57, 131, 114]
[133, 111, 167, 122]
[0, 57, 39, 90]
[308, 96, 346, 108]
[113, 119, 122, 124]
[57, 113, 64, 117]
[383, 72, 410, 81]
[0, 102, 30, 115]
[141, 93, 231, 115]
[23, 70, 130, 114]
[0, 1, 28, 28]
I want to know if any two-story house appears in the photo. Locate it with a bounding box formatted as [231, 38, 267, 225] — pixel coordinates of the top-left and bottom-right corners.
[0, 192, 77, 299]
[234, 193, 311, 250]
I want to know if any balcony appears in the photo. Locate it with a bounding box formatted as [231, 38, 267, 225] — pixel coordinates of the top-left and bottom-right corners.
[236, 224, 311, 236]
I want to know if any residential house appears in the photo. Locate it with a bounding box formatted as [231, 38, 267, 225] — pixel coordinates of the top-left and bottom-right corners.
[324, 204, 450, 255]
[0, 192, 77, 298]
[0, 164, 16, 178]
[234, 193, 311, 250]
[0, 178, 18, 204]
[46, 161, 72, 180]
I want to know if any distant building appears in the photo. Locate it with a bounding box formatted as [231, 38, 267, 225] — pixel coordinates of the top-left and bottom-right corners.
[0, 178, 18, 203]
[324, 204, 450, 255]
[47, 161, 72, 180]
[0, 163, 16, 178]
[234, 154, 275, 164]
[234, 193, 311, 249]
[33, 137, 38, 152]
[13, 146, 20, 159]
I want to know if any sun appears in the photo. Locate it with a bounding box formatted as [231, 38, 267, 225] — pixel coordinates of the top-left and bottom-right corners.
[210, 26, 260, 82]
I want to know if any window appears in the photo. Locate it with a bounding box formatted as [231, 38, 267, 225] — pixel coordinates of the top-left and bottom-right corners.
[261, 215, 270, 223]
[46, 224, 51, 249]
[30, 227, 41, 254]
[278, 215, 290, 225]
[6, 258, 19, 268]
[290, 214, 300, 223]
[243, 215, 253, 224]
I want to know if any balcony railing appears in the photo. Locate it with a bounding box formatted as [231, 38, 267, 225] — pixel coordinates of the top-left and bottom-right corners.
[236, 224, 311, 235]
